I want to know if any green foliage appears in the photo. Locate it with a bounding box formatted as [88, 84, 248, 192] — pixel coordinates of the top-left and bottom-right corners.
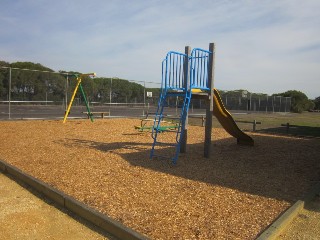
[1, 60, 159, 104]
[273, 90, 314, 113]
[11, 63, 65, 101]
[10, 62, 52, 72]
[87, 77, 145, 103]
[0, 61, 10, 98]
[314, 96, 320, 110]
[0, 61, 66, 102]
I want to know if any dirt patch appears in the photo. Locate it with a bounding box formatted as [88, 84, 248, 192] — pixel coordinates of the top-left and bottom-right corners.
[0, 119, 319, 239]
[0, 173, 111, 240]
[277, 194, 320, 239]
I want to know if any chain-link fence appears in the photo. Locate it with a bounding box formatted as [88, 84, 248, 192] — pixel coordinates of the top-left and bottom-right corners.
[0, 67, 162, 119]
[188, 91, 291, 113]
[219, 91, 292, 113]
[0, 67, 291, 120]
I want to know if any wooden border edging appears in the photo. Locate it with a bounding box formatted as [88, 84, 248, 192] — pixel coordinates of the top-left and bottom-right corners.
[256, 181, 320, 240]
[0, 159, 149, 240]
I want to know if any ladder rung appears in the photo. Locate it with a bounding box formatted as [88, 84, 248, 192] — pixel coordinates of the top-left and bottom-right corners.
[151, 87, 191, 164]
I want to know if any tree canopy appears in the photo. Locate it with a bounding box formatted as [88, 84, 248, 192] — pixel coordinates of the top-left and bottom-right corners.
[273, 90, 315, 113]
[1, 60, 317, 112]
[313, 96, 320, 110]
[0, 61, 65, 101]
[0, 61, 151, 104]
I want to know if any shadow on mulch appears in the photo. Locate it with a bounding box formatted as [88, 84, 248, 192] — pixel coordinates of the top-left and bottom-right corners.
[257, 125, 320, 138]
[67, 133, 320, 204]
[305, 195, 320, 213]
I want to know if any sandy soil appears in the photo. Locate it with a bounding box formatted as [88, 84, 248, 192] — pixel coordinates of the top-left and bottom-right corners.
[277, 194, 320, 240]
[0, 119, 319, 239]
[0, 173, 112, 240]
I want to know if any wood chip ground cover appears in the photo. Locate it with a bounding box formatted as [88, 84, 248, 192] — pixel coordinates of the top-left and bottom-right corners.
[0, 119, 319, 239]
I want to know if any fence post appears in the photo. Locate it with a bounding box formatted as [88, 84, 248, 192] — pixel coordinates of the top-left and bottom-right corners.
[286, 123, 290, 133]
[8, 67, 11, 119]
[253, 120, 257, 131]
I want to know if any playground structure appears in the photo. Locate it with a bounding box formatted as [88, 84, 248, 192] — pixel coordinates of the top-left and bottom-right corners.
[63, 73, 96, 123]
[150, 43, 254, 164]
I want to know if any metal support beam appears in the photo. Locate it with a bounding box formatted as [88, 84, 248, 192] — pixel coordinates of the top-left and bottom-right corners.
[204, 42, 215, 158]
[180, 45, 191, 153]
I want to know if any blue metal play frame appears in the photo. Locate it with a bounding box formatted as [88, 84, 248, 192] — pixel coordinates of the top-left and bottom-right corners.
[150, 47, 213, 164]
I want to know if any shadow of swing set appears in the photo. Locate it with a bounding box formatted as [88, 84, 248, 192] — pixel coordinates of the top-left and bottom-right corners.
[63, 42, 254, 164]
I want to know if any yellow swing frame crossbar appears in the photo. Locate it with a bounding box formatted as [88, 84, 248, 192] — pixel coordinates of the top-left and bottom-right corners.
[63, 73, 96, 123]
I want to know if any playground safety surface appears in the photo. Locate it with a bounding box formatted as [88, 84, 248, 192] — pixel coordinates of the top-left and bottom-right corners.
[0, 119, 319, 239]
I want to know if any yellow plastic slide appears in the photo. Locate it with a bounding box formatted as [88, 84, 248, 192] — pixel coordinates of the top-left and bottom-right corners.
[213, 88, 254, 146]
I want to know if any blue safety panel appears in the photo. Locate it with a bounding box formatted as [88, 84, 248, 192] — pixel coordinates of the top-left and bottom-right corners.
[162, 51, 188, 91]
[190, 48, 212, 91]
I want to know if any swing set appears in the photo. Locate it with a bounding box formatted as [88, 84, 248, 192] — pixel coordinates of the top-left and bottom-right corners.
[63, 73, 96, 123]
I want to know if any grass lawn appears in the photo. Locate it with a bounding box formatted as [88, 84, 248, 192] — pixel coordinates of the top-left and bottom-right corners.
[189, 111, 320, 137]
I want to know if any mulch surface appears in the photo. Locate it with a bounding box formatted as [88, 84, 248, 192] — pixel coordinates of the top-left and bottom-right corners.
[1, 119, 319, 239]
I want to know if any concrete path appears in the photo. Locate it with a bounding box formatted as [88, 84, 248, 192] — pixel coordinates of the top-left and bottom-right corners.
[0, 173, 115, 240]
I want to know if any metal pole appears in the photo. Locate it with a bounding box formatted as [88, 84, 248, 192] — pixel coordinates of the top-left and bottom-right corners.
[175, 96, 178, 115]
[246, 95, 249, 111]
[285, 97, 287, 113]
[143, 81, 146, 107]
[8, 67, 11, 119]
[272, 96, 274, 113]
[279, 96, 281, 112]
[204, 42, 215, 158]
[65, 75, 68, 111]
[289, 97, 291, 112]
[109, 77, 112, 104]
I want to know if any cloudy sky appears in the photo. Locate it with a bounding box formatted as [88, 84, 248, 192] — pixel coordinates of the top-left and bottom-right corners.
[1, 0, 319, 98]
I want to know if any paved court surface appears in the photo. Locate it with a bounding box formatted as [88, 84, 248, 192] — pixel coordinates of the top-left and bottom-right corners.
[0, 173, 115, 240]
[0, 104, 204, 120]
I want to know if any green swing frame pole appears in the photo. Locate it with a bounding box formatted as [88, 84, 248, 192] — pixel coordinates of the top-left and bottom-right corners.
[79, 83, 94, 122]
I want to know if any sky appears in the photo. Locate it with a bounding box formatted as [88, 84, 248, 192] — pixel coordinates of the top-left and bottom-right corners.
[1, 0, 320, 99]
